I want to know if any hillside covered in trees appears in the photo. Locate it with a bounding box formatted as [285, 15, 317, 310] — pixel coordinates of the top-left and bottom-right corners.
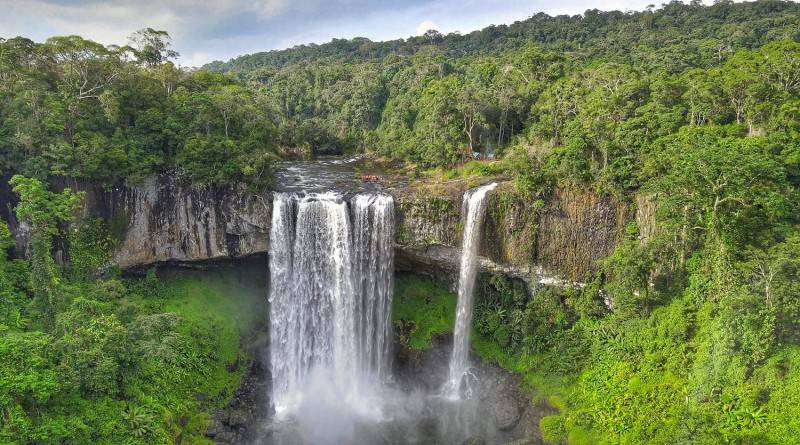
[2, 0, 800, 443]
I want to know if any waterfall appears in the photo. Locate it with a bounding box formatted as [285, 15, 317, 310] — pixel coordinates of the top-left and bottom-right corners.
[445, 182, 497, 399]
[352, 194, 395, 380]
[268, 191, 395, 415]
[268, 192, 296, 409]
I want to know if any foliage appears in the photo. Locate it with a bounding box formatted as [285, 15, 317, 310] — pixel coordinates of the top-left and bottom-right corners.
[3, 2, 800, 177]
[0, 31, 278, 187]
[2, 2, 800, 443]
[10, 176, 83, 323]
[0, 183, 265, 444]
[392, 273, 456, 349]
[392, 252, 800, 445]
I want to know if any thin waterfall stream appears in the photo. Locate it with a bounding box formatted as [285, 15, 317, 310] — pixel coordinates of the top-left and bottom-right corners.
[444, 182, 498, 399]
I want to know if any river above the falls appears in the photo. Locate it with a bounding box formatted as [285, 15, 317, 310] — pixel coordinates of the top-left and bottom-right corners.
[273, 156, 408, 195]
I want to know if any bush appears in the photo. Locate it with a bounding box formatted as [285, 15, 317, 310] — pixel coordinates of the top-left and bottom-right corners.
[540, 415, 567, 444]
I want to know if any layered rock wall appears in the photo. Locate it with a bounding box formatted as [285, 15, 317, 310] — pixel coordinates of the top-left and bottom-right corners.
[51, 175, 271, 268]
[394, 183, 631, 285]
[5, 174, 631, 286]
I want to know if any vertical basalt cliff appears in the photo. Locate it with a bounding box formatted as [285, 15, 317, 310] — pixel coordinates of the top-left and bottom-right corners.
[394, 183, 632, 285]
[52, 175, 272, 268]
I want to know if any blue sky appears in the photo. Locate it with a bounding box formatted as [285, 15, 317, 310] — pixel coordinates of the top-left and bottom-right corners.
[1, 0, 712, 67]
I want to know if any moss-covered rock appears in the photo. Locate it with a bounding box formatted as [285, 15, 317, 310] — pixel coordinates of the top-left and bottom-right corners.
[395, 193, 461, 249]
[483, 183, 542, 267]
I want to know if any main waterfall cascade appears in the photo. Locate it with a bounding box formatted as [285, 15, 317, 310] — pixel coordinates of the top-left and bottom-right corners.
[445, 182, 498, 399]
[268, 192, 395, 416]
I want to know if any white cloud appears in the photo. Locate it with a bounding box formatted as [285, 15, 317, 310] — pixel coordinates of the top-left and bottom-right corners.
[252, 0, 291, 19]
[181, 51, 213, 67]
[415, 19, 438, 35]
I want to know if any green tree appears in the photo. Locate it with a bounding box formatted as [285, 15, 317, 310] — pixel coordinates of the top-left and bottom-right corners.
[10, 176, 83, 322]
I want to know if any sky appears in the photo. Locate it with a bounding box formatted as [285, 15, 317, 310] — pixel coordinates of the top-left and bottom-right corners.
[0, 0, 708, 67]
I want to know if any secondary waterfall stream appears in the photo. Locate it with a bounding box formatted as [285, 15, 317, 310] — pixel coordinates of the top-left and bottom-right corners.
[445, 182, 498, 399]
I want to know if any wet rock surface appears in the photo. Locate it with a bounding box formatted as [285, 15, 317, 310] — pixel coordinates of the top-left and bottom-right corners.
[394, 334, 551, 444]
[491, 394, 521, 430]
[207, 331, 272, 444]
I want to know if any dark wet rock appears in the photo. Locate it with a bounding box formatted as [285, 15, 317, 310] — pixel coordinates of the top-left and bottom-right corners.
[206, 330, 271, 445]
[226, 356, 242, 372]
[393, 334, 452, 391]
[393, 333, 550, 445]
[226, 408, 250, 428]
[491, 394, 521, 430]
[206, 419, 224, 438]
[213, 430, 236, 444]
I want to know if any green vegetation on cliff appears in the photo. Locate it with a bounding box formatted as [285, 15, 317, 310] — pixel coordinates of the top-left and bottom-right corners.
[0, 179, 265, 444]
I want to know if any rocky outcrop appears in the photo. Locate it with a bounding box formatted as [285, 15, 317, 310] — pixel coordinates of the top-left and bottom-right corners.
[636, 193, 658, 244]
[395, 245, 576, 292]
[532, 187, 630, 282]
[49, 175, 272, 268]
[394, 183, 632, 286]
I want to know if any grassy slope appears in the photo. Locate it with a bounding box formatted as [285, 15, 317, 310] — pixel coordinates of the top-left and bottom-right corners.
[127, 263, 267, 443]
[392, 272, 456, 349]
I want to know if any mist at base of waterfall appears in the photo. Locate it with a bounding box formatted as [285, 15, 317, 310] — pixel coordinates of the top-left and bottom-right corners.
[257, 379, 502, 445]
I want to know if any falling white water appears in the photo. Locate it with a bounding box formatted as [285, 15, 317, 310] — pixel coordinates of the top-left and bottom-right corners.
[445, 182, 498, 399]
[268, 192, 395, 420]
[352, 194, 395, 380]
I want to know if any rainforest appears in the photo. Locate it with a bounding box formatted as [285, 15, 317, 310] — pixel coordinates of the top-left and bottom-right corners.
[1, 1, 800, 444]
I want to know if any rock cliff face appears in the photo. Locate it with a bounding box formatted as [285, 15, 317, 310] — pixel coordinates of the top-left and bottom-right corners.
[394, 183, 631, 286]
[52, 175, 271, 268]
[5, 174, 631, 286]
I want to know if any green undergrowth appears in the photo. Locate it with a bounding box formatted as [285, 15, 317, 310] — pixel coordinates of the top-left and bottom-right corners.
[470, 333, 575, 402]
[392, 272, 456, 350]
[0, 251, 268, 445]
[391, 271, 800, 444]
[128, 264, 267, 413]
[391, 272, 574, 404]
